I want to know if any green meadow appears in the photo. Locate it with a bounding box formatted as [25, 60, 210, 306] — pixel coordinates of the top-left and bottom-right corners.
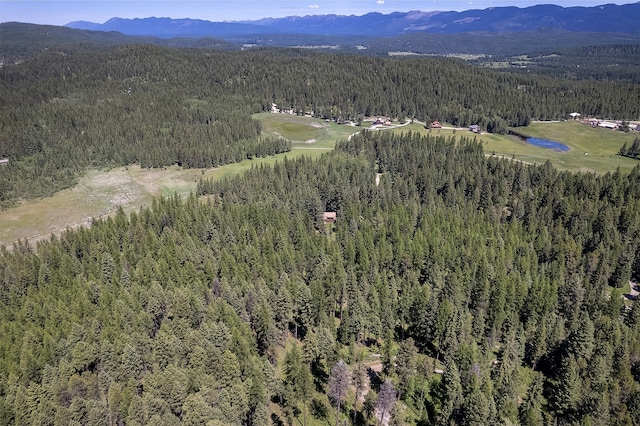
[255, 112, 356, 150]
[0, 165, 206, 247]
[2, 114, 638, 247]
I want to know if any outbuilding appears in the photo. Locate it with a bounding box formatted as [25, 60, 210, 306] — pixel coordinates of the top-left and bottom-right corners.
[598, 121, 618, 129]
[323, 212, 337, 224]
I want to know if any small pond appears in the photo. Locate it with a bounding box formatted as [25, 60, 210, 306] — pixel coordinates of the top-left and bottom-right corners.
[526, 137, 569, 152]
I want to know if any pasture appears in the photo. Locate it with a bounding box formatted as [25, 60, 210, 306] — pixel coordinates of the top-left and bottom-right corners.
[0, 165, 205, 247]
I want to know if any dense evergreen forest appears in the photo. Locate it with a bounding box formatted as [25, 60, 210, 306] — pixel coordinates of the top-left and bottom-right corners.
[475, 44, 640, 84]
[1, 44, 639, 208]
[1, 35, 640, 425]
[1, 131, 639, 425]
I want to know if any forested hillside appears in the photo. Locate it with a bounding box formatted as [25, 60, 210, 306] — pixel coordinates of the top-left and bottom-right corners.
[1, 132, 639, 425]
[1, 36, 640, 425]
[1, 44, 639, 208]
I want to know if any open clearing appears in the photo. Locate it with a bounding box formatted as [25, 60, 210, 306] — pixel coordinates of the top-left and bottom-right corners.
[255, 112, 355, 150]
[2, 115, 638, 247]
[0, 165, 207, 247]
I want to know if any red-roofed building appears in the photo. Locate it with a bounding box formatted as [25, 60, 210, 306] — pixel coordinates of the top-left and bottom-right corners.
[323, 212, 337, 224]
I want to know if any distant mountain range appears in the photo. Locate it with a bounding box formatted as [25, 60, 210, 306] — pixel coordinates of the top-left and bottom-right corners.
[66, 3, 640, 38]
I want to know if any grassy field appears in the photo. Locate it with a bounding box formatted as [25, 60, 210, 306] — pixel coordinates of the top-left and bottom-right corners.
[0, 165, 208, 247]
[255, 112, 356, 150]
[392, 121, 640, 174]
[2, 114, 639, 247]
[203, 113, 360, 181]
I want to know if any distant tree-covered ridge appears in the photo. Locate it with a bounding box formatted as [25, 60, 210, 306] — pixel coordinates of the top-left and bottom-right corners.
[1, 131, 639, 424]
[2, 44, 639, 208]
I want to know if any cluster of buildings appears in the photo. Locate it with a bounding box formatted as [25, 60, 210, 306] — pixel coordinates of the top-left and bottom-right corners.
[585, 119, 640, 131]
[430, 121, 480, 133]
[589, 119, 620, 130]
[372, 117, 392, 126]
[571, 112, 639, 131]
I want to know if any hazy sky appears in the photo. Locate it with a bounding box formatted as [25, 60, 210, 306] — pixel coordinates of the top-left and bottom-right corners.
[0, 1, 633, 25]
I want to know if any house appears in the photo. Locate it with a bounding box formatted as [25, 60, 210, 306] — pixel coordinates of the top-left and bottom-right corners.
[569, 112, 581, 120]
[598, 121, 618, 130]
[323, 212, 337, 224]
[431, 121, 442, 128]
[0, 158, 8, 166]
[469, 124, 480, 133]
[373, 118, 384, 125]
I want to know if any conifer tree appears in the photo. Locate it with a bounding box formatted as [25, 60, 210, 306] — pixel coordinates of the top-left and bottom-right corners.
[327, 360, 350, 426]
[376, 379, 397, 426]
[352, 362, 368, 425]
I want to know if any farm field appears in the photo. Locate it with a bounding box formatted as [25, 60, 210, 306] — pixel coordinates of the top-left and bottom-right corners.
[2, 114, 638, 247]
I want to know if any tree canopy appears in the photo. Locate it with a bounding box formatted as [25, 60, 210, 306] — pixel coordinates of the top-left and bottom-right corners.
[1, 38, 639, 425]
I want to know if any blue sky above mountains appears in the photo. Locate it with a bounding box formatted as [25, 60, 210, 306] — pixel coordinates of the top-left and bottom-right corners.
[1, 1, 632, 26]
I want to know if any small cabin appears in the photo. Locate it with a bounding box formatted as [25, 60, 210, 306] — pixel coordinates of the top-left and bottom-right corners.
[431, 121, 442, 128]
[469, 124, 480, 133]
[323, 212, 337, 224]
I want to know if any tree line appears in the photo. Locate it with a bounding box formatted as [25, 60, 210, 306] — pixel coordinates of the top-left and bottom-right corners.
[619, 138, 640, 160]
